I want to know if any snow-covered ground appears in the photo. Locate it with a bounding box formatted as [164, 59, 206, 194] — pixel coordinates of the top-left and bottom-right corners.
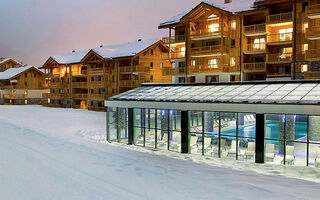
[1, 105, 320, 200]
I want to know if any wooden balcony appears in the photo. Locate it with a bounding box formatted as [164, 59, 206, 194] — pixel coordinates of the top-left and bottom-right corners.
[3, 94, 26, 99]
[88, 94, 108, 101]
[162, 34, 185, 44]
[267, 12, 293, 24]
[42, 93, 50, 98]
[243, 23, 266, 36]
[305, 49, 320, 60]
[304, 72, 320, 79]
[306, 26, 320, 39]
[306, 4, 320, 18]
[191, 29, 225, 40]
[243, 63, 266, 73]
[267, 53, 292, 63]
[245, 43, 267, 53]
[47, 93, 67, 99]
[162, 67, 185, 76]
[72, 82, 87, 88]
[267, 72, 291, 78]
[88, 68, 104, 74]
[119, 80, 146, 87]
[72, 70, 87, 76]
[267, 33, 293, 45]
[119, 66, 150, 73]
[163, 51, 186, 60]
[72, 94, 88, 99]
[190, 65, 224, 73]
[88, 81, 104, 87]
[191, 45, 228, 57]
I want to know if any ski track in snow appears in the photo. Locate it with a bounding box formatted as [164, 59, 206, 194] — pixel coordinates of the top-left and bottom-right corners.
[0, 105, 320, 200]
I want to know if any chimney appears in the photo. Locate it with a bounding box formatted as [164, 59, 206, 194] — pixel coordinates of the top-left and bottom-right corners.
[225, 0, 232, 3]
[138, 39, 142, 42]
[72, 50, 75, 53]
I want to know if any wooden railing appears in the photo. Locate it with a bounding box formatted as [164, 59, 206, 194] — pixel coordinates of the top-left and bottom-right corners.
[88, 68, 103, 74]
[162, 67, 185, 76]
[47, 93, 67, 99]
[304, 72, 320, 79]
[267, 72, 291, 77]
[244, 23, 266, 34]
[72, 82, 87, 88]
[243, 63, 266, 72]
[267, 12, 293, 23]
[246, 43, 266, 52]
[88, 81, 104, 87]
[305, 49, 320, 60]
[3, 94, 26, 99]
[119, 80, 147, 87]
[119, 66, 150, 73]
[191, 45, 227, 56]
[267, 33, 293, 43]
[306, 26, 320, 38]
[191, 29, 225, 39]
[306, 4, 320, 15]
[72, 70, 87, 76]
[42, 93, 50, 98]
[162, 34, 185, 44]
[72, 94, 88, 99]
[190, 66, 223, 73]
[267, 53, 292, 63]
[88, 94, 108, 101]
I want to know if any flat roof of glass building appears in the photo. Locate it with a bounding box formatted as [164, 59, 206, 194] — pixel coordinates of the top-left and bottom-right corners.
[105, 80, 320, 115]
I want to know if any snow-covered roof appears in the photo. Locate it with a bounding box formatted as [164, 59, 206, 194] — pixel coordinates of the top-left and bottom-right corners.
[159, 0, 257, 28]
[91, 39, 160, 59]
[51, 49, 90, 65]
[0, 65, 36, 80]
[0, 58, 22, 66]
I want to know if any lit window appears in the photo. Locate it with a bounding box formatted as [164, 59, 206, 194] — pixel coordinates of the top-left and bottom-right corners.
[301, 64, 308, 72]
[180, 47, 186, 56]
[208, 14, 217, 19]
[278, 28, 293, 41]
[302, 44, 308, 53]
[280, 47, 292, 59]
[25, 100, 28, 105]
[253, 38, 266, 50]
[303, 23, 308, 33]
[208, 59, 218, 68]
[231, 21, 236, 30]
[230, 57, 236, 66]
[24, 90, 28, 95]
[208, 23, 219, 32]
[191, 60, 196, 66]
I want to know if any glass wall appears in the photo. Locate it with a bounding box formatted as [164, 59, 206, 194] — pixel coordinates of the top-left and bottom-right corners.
[204, 112, 219, 157]
[309, 116, 320, 167]
[169, 110, 182, 152]
[107, 107, 117, 142]
[106, 107, 128, 143]
[189, 111, 203, 155]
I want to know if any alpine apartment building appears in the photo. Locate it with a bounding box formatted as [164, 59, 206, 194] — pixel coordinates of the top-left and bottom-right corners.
[159, 0, 320, 83]
[42, 39, 172, 111]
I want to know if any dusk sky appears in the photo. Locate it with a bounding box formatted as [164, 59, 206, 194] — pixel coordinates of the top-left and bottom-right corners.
[0, 0, 201, 66]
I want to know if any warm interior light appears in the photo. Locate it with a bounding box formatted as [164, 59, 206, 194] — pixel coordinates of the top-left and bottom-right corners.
[180, 47, 186, 56]
[301, 64, 308, 72]
[231, 21, 236, 30]
[208, 59, 218, 68]
[208, 23, 219, 32]
[278, 28, 293, 41]
[230, 57, 236, 66]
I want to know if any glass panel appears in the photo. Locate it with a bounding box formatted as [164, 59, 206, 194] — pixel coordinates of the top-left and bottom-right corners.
[221, 136, 237, 159]
[221, 113, 236, 136]
[265, 139, 283, 165]
[145, 128, 156, 148]
[239, 138, 255, 162]
[189, 111, 203, 155]
[265, 114, 285, 140]
[118, 108, 128, 144]
[309, 116, 320, 144]
[134, 126, 144, 146]
[238, 113, 256, 138]
[309, 143, 320, 167]
[285, 142, 307, 166]
[204, 112, 219, 157]
[169, 131, 181, 152]
[189, 133, 202, 155]
[107, 107, 117, 142]
[157, 110, 168, 150]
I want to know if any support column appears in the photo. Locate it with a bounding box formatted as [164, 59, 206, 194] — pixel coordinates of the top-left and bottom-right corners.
[181, 110, 189, 153]
[255, 114, 265, 163]
[185, 22, 191, 82]
[128, 108, 134, 145]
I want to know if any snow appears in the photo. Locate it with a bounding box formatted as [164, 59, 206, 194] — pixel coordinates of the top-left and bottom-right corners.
[51, 49, 90, 65]
[0, 65, 34, 80]
[160, 0, 257, 28]
[92, 38, 159, 59]
[0, 58, 22, 66]
[1, 105, 320, 199]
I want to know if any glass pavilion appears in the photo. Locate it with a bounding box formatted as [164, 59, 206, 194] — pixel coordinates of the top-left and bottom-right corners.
[105, 81, 320, 167]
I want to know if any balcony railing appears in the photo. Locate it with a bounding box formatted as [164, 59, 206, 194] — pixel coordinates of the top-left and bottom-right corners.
[72, 94, 88, 99]
[88, 94, 108, 101]
[306, 4, 320, 16]
[267, 12, 293, 24]
[190, 65, 223, 73]
[304, 72, 320, 79]
[88, 81, 104, 87]
[119, 66, 150, 73]
[162, 67, 185, 76]
[191, 29, 224, 39]
[243, 63, 266, 72]
[47, 93, 67, 99]
[191, 45, 227, 56]
[267, 53, 292, 63]
[3, 94, 26, 99]
[246, 43, 266, 52]
[119, 80, 146, 87]
[72, 70, 87, 76]
[88, 68, 103, 74]
[244, 23, 266, 34]
[267, 33, 293, 43]
[72, 82, 87, 88]
[306, 26, 320, 38]
[306, 49, 320, 60]
[162, 34, 185, 44]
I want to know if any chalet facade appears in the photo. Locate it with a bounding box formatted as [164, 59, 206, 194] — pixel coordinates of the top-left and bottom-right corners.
[0, 58, 22, 72]
[42, 39, 172, 111]
[0, 66, 48, 105]
[159, 0, 320, 83]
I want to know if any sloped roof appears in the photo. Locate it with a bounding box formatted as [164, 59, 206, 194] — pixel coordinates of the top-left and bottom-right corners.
[0, 65, 37, 80]
[159, 0, 257, 28]
[91, 38, 160, 59]
[0, 58, 22, 66]
[51, 49, 90, 65]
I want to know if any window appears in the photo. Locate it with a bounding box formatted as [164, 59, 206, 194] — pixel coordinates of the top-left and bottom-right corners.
[253, 38, 266, 50]
[301, 64, 308, 72]
[150, 62, 153, 69]
[180, 47, 186, 56]
[208, 23, 219, 32]
[302, 44, 308, 53]
[34, 73, 37, 78]
[230, 57, 236, 67]
[151, 49, 154, 55]
[205, 75, 219, 83]
[191, 60, 196, 67]
[178, 77, 186, 83]
[160, 63, 163, 69]
[178, 62, 185, 68]
[231, 39, 236, 48]
[25, 73, 28, 78]
[278, 28, 293, 41]
[150, 75, 153, 81]
[280, 47, 292, 60]
[303, 23, 308, 33]
[25, 100, 28, 105]
[230, 75, 236, 82]
[231, 21, 236, 30]
[25, 82, 27, 87]
[208, 59, 218, 68]
[24, 90, 28, 95]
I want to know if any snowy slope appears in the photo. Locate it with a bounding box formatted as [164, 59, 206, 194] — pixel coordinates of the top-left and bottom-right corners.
[0, 106, 320, 200]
